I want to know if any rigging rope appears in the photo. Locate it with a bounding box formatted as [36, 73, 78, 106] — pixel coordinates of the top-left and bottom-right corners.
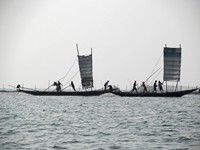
[151, 53, 162, 75]
[151, 68, 163, 84]
[58, 58, 78, 82]
[44, 58, 78, 92]
[146, 53, 162, 83]
[145, 68, 161, 83]
[62, 70, 79, 91]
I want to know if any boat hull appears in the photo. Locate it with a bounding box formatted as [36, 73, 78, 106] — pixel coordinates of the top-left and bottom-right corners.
[20, 90, 108, 96]
[111, 89, 198, 97]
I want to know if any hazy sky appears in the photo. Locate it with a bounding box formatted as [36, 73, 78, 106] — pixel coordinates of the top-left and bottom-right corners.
[0, 0, 200, 90]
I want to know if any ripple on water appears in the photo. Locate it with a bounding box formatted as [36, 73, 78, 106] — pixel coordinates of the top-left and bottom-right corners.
[177, 136, 191, 143]
[0, 94, 200, 150]
[97, 131, 111, 136]
[109, 145, 121, 149]
[53, 145, 68, 149]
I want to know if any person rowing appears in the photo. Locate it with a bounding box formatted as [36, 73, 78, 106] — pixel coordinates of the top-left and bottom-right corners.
[142, 82, 147, 93]
[158, 81, 164, 92]
[53, 81, 62, 92]
[71, 81, 76, 91]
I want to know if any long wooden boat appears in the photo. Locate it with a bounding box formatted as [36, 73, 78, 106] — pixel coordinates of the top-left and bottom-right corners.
[111, 45, 198, 97]
[111, 88, 198, 97]
[19, 44, 107, 96]
[20, 89, 108, 96]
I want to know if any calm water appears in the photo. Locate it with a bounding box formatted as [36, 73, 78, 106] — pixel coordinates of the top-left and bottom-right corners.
[0, 93, 200, 150]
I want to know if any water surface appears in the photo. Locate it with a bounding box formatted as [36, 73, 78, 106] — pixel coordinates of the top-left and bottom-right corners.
[0, 93, 200, 149]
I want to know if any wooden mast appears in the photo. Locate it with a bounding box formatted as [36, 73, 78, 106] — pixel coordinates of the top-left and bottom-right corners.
[76, 44, 79, 56]
[175, 44, 181, 91]
[164, 44, 167, 92]
[91, 47, 93, 91]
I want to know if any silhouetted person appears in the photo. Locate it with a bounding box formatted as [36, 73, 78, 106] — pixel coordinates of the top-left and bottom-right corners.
[53, 82, 58, 91]
[131, 81, 137, 93]
[108, 85, 113, 92]
[53, 82, 57, 86]
[158, 81, 164, 92]
[71, 81, 76, 91]
[104, 80, 109, 90]
[54, 81, 62, 92]
[142, 82, 147, 93]
[16, 84, 21, 91]
[57, 81, 62, 92]
[153, 80, 157, 93]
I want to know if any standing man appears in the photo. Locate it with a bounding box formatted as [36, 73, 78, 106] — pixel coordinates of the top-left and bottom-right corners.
[104, 80, 109, 90]
[158, 81, 164, 92]
[57, 81, 62, 92]
[153, 80, 157, 93]
[132, 81, 138, 93]
[142, 82, 147, 93]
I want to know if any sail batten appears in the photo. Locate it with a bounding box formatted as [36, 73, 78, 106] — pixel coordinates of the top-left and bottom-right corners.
[164, 47, 181, 82]
[78, 54, 93, 89]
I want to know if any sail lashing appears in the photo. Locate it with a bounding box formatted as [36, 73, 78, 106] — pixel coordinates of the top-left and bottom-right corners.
[163, 47, 181, 82]
[78, 52, 93, 89]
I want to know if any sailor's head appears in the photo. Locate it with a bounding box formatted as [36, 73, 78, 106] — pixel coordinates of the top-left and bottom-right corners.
[16, 84, 20, 88]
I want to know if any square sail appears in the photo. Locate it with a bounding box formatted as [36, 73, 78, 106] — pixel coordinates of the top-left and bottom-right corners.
[163, 47, 181, 81]
[78, 54, 93, 89]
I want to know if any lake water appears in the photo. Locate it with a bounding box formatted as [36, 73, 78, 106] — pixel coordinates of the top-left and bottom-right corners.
[0, 92, 200, 150]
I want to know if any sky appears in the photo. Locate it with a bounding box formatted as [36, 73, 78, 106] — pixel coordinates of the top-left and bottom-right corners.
[0, 0, 200, 90]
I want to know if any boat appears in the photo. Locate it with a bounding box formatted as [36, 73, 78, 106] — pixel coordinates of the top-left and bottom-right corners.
[20, 89, 107, 96]
[111, 88, 197, 97]
[111, 45, 198, 97]
[20, 44, 108, 96]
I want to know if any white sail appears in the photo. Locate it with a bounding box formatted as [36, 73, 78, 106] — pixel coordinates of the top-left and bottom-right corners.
[78, 54, 93, 89]
[163, 47, 181, 81]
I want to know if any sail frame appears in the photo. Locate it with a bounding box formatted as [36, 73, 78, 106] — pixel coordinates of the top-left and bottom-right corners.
[78, 53, 93, 89]
[163, 47, 181, 82]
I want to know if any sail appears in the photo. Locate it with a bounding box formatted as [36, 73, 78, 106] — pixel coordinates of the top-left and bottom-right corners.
[163, 47, 181, 81]
[78, 54, 93, 89]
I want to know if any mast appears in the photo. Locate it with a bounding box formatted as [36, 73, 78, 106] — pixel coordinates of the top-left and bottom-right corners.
[91, 47, 93, 91]
[175, 44, 182, 91]
[164, 44, 167, 92]
[76, 43, 79, 56]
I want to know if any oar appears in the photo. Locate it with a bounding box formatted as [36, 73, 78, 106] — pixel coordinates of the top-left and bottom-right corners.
[44, 85, 53, 91]
[8, 85, 16, 88]
[21, 86, 36, 91]
[62, 85, 71, 91]
[9, 85, 36, 91]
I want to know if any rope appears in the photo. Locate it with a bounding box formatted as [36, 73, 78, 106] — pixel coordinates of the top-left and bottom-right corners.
[44, 85, 53, 91]
[62, 71, 79, 90]
[58, 58, 78, 82]
[151, 68, 163, 85]
[147, 53, 162, 83]
[44, 58, 78, 92]
[144, 68, 161, 83]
